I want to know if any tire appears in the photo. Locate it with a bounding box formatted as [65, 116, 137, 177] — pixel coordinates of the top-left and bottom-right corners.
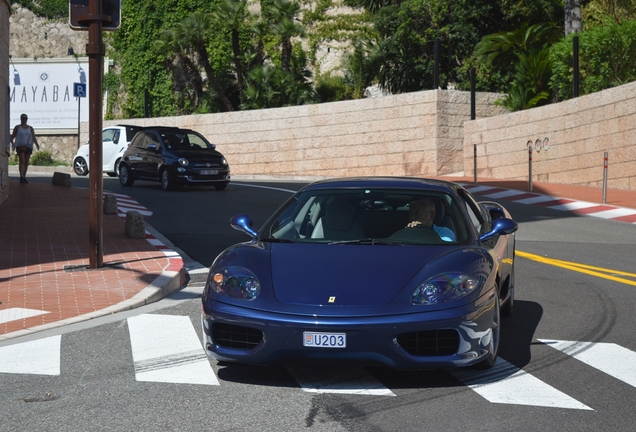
[501, 264, 515, 317]
[119, 163, 135, 187]
[214, 182, 229, 190]
[73, 157, 88, 176]
[476, 289, 500, 370]
[161, 168, 176, 191]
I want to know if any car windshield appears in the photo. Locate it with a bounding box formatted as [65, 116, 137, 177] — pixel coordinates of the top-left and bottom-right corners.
[260, 188, 469, 245]
[161, 131, 213, 150]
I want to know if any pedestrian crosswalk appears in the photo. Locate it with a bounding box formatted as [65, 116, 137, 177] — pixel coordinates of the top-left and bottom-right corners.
[1, 313, 636, 411]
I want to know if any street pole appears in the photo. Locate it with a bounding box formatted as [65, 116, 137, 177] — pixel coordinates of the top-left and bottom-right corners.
[77, 95, 81, 149]
[83, 0, 107, 268]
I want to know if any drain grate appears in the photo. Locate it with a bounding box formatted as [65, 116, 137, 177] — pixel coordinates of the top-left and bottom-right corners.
[63, 263, 126, 272]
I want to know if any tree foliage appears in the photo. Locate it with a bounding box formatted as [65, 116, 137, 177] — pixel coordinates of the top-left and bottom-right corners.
[13, 0, 67, 19]
[550, 17, 636, 100]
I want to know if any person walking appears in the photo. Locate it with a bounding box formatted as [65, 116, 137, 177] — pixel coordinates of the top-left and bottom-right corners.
[10, 113, 39, 184]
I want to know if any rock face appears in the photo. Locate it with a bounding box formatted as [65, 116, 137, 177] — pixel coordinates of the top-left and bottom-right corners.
[9, 6, 88, 59]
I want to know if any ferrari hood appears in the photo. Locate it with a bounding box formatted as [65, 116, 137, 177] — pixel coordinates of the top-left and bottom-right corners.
[270, 243, 443, 306]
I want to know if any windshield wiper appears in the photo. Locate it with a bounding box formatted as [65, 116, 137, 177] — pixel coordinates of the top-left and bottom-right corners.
[327, 238, 403, 245]
[260, 238, 294, 243]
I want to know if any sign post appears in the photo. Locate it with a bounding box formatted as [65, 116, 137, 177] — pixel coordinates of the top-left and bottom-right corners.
[73, 82, 86, 149]
[70, 0, 121, 269]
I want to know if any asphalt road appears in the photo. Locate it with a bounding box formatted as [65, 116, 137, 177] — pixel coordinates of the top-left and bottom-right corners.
[1, 175, 635, 431]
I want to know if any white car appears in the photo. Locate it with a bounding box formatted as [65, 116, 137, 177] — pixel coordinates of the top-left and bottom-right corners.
[73, 125, 142, 177]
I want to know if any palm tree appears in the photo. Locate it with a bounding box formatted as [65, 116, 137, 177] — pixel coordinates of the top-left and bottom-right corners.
[211, 0, 249, 104]
[266, 0, 305, 72]
[172, 12, 235, 111]
[475, 23, 560, 111]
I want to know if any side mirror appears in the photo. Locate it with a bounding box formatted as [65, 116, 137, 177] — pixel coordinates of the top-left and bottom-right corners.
[147, 144, 158, 152]
[230, 214, 258, 239]
[479, 218, 518, 243]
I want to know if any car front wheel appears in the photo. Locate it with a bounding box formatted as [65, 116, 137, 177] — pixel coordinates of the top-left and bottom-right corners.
[73, 157, 88, 176]
[119, 163, 135, 187]
[161, 168, 176, 191]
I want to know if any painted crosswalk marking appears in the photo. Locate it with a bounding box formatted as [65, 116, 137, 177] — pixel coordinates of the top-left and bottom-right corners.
[540, 339, 636, 389]
[127, 314, 219, 385]
[286, 364, 395, 396]
[0, 335, 61, 375]
[0, 308, 49, 325]
[450, 358, 592, 410]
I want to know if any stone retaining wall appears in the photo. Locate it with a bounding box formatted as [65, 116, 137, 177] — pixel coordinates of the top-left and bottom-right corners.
[87, 90, 505, 179]
[464, 80, 636, 190]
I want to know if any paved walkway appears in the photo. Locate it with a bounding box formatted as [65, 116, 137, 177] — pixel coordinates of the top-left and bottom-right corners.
[0, 176, 185, 341]
[0, 171, 634, 342]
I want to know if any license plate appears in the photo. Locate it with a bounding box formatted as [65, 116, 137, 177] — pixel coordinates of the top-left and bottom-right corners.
[303, 332, 346, 348]
[199, 169, 218, 175]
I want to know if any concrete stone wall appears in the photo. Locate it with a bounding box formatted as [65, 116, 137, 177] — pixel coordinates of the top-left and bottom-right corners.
[464, 80, 636, 191]
[1, 0, 11, 205]
[91, 90, 504, 180]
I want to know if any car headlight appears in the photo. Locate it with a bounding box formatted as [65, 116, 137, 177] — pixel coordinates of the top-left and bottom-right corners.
[411, 273, 482, 305]
[209, 267, 261, 301]
[222, 158, 228, 166]
[178, 158, 189, 166]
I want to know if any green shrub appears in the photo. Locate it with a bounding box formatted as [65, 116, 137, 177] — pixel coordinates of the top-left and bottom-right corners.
[550, 17, 636, 101]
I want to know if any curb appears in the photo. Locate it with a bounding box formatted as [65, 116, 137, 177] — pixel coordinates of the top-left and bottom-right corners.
[0, 191, 187, 342]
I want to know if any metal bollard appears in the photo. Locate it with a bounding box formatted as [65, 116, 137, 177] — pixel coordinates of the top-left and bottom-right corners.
[602, 151, 608, 204]
[473, 144, 477, 184]
[528, 143, 533, 192]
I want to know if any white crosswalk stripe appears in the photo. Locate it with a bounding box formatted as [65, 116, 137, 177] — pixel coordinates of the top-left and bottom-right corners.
[127, 314, 219, 385]
[0, 307, 49, 324]
[3, 314, 636, 409]
[450, 358, 592, 410]
[539, 339, 636, 389]
[0, 335, 61, 375]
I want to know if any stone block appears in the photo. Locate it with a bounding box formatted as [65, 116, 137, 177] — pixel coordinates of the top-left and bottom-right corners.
[125, 211, 146, 239]
[52, 172, 71, 187]
[103, 194, 118, 215]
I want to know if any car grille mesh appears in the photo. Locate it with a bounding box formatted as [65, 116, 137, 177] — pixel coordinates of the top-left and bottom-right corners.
[212, 323, 263, 350]
[396, 330, 459, 356]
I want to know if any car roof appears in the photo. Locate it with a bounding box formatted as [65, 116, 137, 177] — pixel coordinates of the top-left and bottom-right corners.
[300, 176, 460, 193]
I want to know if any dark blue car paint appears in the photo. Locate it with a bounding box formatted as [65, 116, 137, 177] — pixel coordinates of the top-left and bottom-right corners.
[201, 177, 517, 369]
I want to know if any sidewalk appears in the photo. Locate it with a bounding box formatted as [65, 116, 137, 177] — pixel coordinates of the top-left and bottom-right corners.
[0, 171, 634, 342]
[0, 175, 185, 341]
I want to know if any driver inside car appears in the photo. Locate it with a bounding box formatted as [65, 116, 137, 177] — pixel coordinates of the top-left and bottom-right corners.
[407, 199, 456, 242]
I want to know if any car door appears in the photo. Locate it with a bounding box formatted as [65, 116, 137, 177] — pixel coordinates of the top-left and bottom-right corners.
[101, 128, 120, 170]
[135, 131, 163, 180]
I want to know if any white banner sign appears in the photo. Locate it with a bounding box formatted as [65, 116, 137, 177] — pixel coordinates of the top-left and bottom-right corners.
[9, 58, 90, 130]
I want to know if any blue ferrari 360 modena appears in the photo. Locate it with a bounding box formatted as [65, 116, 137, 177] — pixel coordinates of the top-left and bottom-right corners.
[201, 177, 518, 369]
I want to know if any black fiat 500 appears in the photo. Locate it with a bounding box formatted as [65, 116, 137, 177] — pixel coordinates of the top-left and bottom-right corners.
[119, 127, 230, 191]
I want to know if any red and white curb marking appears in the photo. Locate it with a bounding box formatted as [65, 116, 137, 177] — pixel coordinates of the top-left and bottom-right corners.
[461, 184, 636, 224]
[105, 192, 184, 273]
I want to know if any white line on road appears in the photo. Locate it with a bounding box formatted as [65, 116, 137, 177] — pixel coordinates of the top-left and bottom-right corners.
[0, 308, 49, 325]
[127, 314, 219, 385]
[540, 339, 636, 389]
[450, 358, 592, 410]
[233, 183, 297, 194]
[0, 335, 61, 375]
[287, 364, 395, 396]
